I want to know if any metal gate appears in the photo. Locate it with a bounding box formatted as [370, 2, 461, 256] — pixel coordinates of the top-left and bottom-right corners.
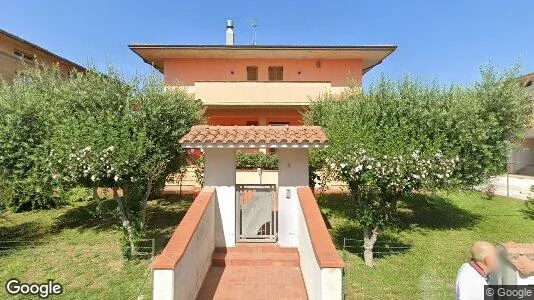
[236, 184, 278, 242]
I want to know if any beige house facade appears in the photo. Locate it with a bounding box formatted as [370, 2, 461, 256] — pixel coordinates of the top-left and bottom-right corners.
[0, 28, 85, 81]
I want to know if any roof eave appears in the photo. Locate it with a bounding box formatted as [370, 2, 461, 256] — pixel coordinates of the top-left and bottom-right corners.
[181, 142, 328, 149]
[128, 44, 397, 74]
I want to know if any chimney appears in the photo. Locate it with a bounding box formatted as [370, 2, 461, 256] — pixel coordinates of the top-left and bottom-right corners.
[226, 20, 234, 46]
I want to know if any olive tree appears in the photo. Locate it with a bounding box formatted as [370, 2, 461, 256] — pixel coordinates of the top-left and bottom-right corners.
[49, 68, 203, 256]
[306, 66, 531, 266]
[0, 67, 67, 211]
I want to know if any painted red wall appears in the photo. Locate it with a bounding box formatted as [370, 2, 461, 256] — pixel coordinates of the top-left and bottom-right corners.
[164, 58, 362, 87]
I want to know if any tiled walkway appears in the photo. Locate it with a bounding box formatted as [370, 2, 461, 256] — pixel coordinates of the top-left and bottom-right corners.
[196, 244, 308, 299]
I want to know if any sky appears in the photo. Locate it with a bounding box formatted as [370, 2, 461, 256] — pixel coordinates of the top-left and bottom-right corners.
[1, 0, 533, 88]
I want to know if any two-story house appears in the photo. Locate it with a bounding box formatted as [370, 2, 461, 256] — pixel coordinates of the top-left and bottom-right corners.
[129, 20, 396, 189]
[0, 28, 85, 81]
[129, 20, 396, 128]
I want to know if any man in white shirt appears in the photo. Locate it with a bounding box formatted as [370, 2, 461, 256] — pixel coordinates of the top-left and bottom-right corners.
[455, 241, 498, 300]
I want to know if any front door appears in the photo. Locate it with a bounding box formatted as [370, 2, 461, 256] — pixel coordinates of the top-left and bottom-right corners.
[236, 184, 277, 242]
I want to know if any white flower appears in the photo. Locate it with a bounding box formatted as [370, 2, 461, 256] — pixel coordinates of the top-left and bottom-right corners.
[91, 175, 96, 182]
[114, 175, 119, 182]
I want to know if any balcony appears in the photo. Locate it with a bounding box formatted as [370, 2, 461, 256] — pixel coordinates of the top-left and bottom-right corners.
[180, 81, 345, 106]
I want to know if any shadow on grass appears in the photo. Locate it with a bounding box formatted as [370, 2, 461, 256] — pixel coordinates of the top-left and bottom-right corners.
[0, 220, 45, 241]
[0, 221, 48, 255]
[318, 192, 481, 232]
[54, 194, 193, 253]
[397, 193, 482, 230]
[318, 192, 482, 261]
[53, 199, 118, 232]
[144, 194, 193, 253]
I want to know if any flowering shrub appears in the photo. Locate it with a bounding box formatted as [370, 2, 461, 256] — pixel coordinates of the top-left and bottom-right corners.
[0, 65, 203, 257]
[331, 150, 458, 197]
[306, 66, 531, 266]
[48, 69, 202, 257]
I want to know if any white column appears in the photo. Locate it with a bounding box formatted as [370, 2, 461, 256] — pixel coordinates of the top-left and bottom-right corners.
[204, 148, 236, 247]
[278, 149, 309, 247]
[321, 268, 343, 299]
[278, 149, 309, 186]
[152, 270, 174, 300]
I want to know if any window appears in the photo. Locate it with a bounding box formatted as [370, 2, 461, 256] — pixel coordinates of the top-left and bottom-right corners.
[268, 66, 283, 81]
[247, 66, 258, 81]
[14, 49, 35, 62]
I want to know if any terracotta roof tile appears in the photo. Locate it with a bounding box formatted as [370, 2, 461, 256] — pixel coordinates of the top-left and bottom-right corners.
[500, 242, 534, 276]
[180, 125, 328, 148]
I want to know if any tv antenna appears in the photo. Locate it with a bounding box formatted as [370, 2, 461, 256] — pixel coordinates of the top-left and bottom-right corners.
[247, 18, 258, 45]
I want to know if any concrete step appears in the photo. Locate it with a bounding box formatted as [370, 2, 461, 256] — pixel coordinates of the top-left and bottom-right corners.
[212, 244, 299, 267]
[215, 243, 298, 254]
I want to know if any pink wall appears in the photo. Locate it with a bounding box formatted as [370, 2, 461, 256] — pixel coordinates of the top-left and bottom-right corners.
[164, 58, 363, 87]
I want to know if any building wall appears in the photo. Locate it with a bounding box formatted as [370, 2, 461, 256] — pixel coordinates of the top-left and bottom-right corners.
[509, 138, 534, 174]
[164, 58, 363, 87]
[205, 107, 303, 126]
[152, 188, 217, 300]
[164, 58, 361, 127]
[0, 33, 77, 81]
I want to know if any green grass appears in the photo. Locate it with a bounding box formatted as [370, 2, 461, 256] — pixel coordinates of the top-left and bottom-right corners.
[2, 190, 532, 299]
[317, 191, 534, 299]
[0, 194, 193, 300]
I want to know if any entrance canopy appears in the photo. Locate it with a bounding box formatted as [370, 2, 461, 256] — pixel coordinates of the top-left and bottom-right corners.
[179, 125, 328, 149]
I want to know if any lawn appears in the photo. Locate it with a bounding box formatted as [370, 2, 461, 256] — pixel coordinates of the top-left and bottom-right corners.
[1, 190, 532, 300]
[317, 191, 534, 299]
[0, 193, 194, 300]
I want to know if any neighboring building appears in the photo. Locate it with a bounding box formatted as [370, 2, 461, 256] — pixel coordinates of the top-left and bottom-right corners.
[0, 28, 85, 81]
[519, 72, 534, 95]
[129, 20, 396, 127]
[508, 72, 534, 175]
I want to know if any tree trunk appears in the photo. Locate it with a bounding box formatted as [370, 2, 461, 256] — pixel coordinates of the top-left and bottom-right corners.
[92, 186, 101, 210]
[363, 227, 379, 267]
[113, 187, 137, 256]
[139, 180, 152, 231]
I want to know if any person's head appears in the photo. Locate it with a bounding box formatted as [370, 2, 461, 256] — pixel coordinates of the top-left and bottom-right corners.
[471, 241, 498, 273]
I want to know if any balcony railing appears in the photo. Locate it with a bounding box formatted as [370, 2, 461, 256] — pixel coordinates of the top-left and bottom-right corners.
[178, 81, 345, 106]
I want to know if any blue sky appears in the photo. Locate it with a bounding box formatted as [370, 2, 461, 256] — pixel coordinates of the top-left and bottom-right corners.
[2, 0, 533, 88]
